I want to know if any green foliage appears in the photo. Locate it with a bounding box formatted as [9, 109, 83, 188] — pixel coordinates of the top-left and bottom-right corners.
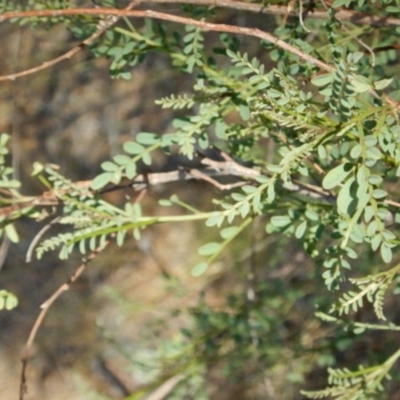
[0, 133, 20, 245]
[91, 132, 164, 189]
[4, 0, 400, 398]
[35, 163, 150, 259]
[0, 134, 20, 310]
[0, 289, 18, 310]
[301, 350, 400, 398]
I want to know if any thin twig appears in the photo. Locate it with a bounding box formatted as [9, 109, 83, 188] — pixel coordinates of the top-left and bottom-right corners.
[25, 216, 61, 263]
[0, 237, 10, 273]
[1, 5, 398, 109]
[0, 1, 138, 82]
[0, 149, 399, 226]
[19, 240, 110, 400]
[3, 0, 391, 82]
[320, 0, 376, 66]
[0, 0, 397, 82]
[298, 0, 311, 33]
[137, 0, 400, 28]
[0, 7, 335, 72]
[145, 374, 185, 400]
[188, 167, 245, 190]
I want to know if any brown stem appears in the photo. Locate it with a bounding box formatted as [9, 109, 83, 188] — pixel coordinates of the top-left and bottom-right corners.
[1, 1, 398, 82]
[0, 155, 331, 222]
[0, 7, 334, 72]
[126, 0, 400, 28]
[3, 5, 400, 110]
[19, 241, 110, 400]
[0, 1, 138, 82]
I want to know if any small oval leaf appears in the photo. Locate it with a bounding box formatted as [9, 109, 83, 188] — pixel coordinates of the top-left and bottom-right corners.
[322, 163, 354, 190]
[198, 242, 222, 256]
[191, 262, 208, 277]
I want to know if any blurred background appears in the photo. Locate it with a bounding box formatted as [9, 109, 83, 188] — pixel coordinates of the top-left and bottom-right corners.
[0, 2, 400, 399]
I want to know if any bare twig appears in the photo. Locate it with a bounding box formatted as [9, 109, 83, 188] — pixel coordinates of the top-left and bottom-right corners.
[319, 0, 376, 66]
[138, 0, 400, 28]
[94, 356, 134, 397]
[0, 7, 335, 72]
[298, 0, 312, 33]
[25, 216, 61, 263]
[0, 154, 333, 222]
[188, 167, 246, 190]
[0, 237, 10, 273]
[0, 0, 397, 83]
[4, 0, 394, 82]
[0, 1, 138, 82]
[145, 374, 185, 400]
[19, 240, 110, 400]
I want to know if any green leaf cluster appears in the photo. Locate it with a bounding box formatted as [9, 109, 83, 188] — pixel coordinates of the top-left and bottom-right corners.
[5, 1, 400, 398]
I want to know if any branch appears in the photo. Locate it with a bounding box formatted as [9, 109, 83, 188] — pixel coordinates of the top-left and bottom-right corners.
[0, 1, 398, 82]
[0, 164, 254, 219]
[138, 0, 400, 28]
[25, 216, 61, 263]
[146, 374, 185, 400]
[0, 7, 334, 72]
[0, 1, 138, 82]
[0, 155, 331, 222]
[3, 152, 400, 228]
[19, 241, 110, 400]
[2, 5, 399, 109]
[1, 1, 398, 29]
